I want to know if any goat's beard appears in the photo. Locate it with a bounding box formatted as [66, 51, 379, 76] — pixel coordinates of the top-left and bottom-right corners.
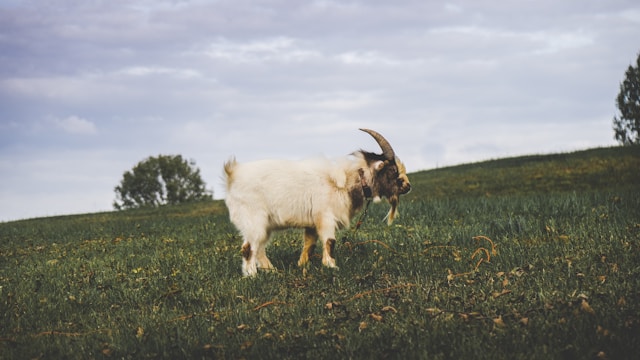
[384, 195, 399, 225]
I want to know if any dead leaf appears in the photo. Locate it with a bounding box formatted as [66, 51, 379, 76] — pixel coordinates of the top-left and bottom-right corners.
[446, 270, 454, 282]
[369, 313, 383, 322]
[468, 311, 483, 319]
[492, 289, 512, 299]
[511, 267, 526, 277]
[136, 327, 144, 339]
[596, 325, 610, 337]
[325, 302, 340, 310]
[580, 300, 595, 315]
[425, 308, 441, 315]
[452, 249, 462, 261]
[611, 263, 619, 273]
[493, 316, 506, 328]
[617, 297, 627, 307]
[381, 306, 397, 313]
[519, 317, 529, 326]
[358, 322, 368, 332]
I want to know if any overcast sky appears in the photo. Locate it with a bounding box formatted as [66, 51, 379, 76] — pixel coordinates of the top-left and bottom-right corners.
[1, 0, 638, 222]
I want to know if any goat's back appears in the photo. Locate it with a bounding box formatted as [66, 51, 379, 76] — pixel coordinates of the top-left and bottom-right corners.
[223, 157, 362, 230]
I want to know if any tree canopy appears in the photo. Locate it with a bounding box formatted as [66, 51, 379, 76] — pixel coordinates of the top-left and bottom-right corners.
[114, 155, 212, 210]
[613, 52, 640, 145]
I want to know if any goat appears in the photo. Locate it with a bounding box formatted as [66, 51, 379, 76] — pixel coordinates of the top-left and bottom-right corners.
[223, 128, 411, 276]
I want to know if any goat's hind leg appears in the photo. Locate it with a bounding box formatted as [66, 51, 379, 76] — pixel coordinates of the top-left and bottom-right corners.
[298, 227, 318, 267]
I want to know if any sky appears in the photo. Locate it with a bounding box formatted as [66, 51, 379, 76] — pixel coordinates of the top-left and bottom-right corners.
[1, 0, 639, 222]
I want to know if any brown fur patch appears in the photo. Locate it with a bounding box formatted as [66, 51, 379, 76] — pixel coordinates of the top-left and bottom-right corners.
[241, 243, 252, 260]
[326, 238, 336, 258]
[349, 186, 365, 215]
[306, 243, 317, 258]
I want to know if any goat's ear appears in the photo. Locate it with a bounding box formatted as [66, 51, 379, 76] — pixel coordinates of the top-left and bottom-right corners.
[372, 160, 385, 172]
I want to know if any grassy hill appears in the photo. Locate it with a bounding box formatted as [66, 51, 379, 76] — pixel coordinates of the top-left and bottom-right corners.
[407, 145, 639, 200]
[0, 146, 639, 359]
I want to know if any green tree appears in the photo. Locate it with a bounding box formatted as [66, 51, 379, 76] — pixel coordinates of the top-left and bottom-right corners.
[613, 52, 640, 145]
[114, 155, 212, 210]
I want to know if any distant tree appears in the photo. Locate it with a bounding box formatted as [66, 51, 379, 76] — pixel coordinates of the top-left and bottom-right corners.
[114, 155, 212, 210]
[613, 52, 640, 145]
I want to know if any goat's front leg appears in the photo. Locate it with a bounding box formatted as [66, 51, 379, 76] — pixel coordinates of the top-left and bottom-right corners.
[322, 237, 337, 268]
[240, 228, 270, 276]
[317, 220, 338, 268]
[256, 240, 275, 271]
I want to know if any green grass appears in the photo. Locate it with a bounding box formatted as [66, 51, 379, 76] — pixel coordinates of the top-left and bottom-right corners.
[1, 146, 639, 359]
[407, 145, 640, 199]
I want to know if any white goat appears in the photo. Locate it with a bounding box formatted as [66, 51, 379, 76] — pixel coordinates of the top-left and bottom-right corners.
[223, 128, 411, 276]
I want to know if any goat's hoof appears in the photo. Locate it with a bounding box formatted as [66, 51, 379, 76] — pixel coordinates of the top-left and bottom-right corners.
[322, 260, 338, 269]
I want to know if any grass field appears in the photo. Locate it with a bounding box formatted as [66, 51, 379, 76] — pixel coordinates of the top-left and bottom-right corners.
[1, 146, 639, 359]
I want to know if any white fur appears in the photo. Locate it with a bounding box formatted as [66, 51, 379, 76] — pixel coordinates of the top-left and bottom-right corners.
[224, 154, 377, 276]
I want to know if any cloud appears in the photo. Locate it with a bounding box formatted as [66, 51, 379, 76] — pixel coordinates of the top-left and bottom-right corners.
[1, 0, 638, 221]
[203, 37, 321, 63]
[1, 75, 132, 105]
[51, 115, 97, 135]
[116, 66, 202, 79]
[335, 51, 406, 66]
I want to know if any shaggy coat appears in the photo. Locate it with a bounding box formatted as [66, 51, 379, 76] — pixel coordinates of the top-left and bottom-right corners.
[223, 129, 411, 276]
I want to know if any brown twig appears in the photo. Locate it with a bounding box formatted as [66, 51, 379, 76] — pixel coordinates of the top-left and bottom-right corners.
[422, 245, 457, 254]
[473, 235, 497, 255]
[253, 300, 287, 311]
[447, 236, 497, 279]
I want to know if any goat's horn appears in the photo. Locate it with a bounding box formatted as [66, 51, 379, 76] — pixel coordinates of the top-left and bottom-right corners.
[360, 128, 395, 161]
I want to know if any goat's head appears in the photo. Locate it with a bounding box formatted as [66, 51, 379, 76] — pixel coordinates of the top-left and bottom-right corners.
[359, 128, 411, 225]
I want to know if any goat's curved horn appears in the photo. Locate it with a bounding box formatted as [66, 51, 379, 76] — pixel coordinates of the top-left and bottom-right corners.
[360, 128, 395, 161]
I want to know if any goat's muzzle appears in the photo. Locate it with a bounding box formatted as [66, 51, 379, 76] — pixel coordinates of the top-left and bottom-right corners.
[398, 175, 411, 195]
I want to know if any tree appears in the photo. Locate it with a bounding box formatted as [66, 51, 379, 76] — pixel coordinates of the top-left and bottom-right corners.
[613, 52, 640, 145]
[114, 155, 212, 210]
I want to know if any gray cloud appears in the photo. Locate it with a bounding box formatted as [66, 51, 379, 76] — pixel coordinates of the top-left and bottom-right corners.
[1, 0, 638, 221]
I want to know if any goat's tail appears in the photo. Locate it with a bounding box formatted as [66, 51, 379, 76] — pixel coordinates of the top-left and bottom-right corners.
[223, 157, 237, 190]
